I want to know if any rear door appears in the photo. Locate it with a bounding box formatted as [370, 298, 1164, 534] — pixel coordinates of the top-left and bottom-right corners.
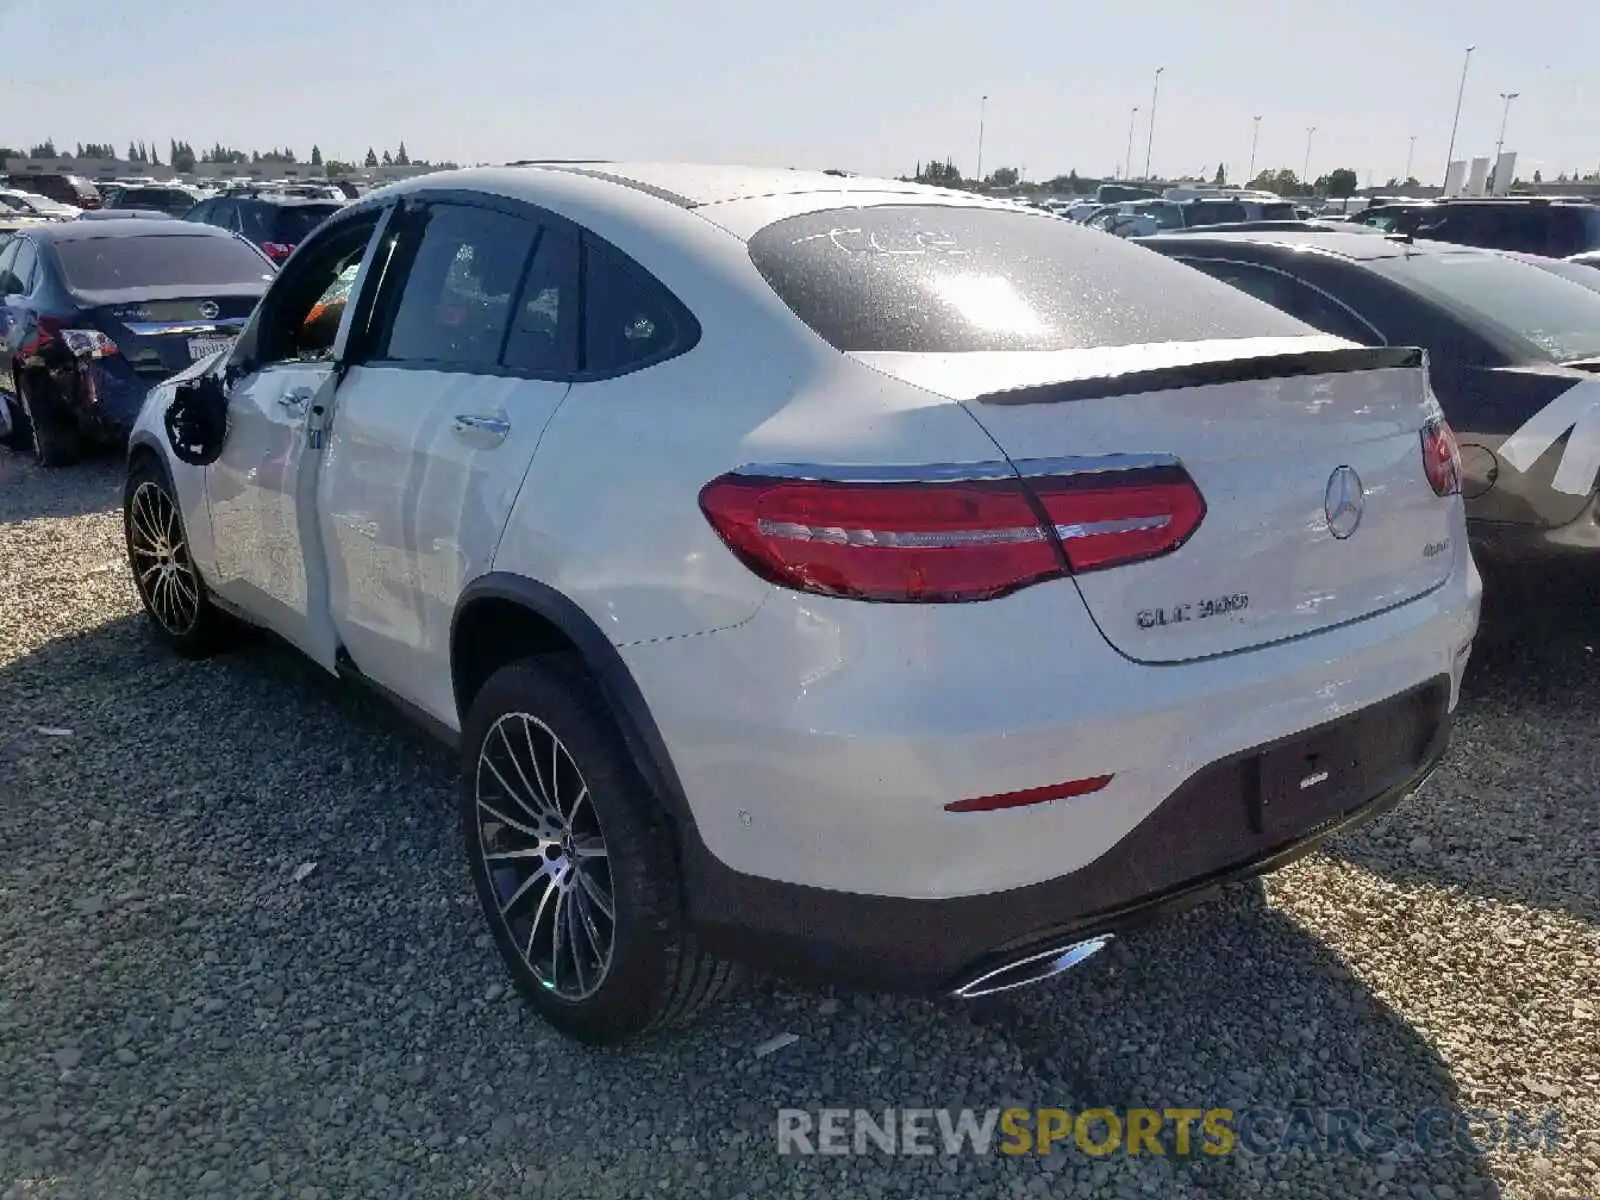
[319, 197, 575, 725]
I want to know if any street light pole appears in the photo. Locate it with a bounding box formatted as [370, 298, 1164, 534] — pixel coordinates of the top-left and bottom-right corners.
[1494, 91, 1519, 163]
[1124, 106, 1139, 180]
[1405, 134, 1417, 182]
[1143, 66, 1164, 180]
[1443, 45, 1475, 187]
[1492, 91, 1519, 192]
[1303, 125, 1316, 183]
[975, 95, 988, 185]
[1248, 115, 1262, 181]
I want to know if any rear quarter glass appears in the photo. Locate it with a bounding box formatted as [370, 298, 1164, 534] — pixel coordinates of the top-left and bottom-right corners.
[746, 204, 1310, 353]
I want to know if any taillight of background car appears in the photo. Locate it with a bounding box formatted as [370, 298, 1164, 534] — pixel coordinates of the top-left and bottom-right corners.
[262, 242, 295, 262]
[1421, 417, 1463, 496]
[698, 464, 1206, 602]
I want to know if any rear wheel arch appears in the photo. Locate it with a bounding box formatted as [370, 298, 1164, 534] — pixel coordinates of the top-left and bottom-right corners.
[450, 573, 693, 825]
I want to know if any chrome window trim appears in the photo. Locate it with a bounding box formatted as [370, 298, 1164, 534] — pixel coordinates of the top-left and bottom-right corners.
[730, 453, 1181, 484]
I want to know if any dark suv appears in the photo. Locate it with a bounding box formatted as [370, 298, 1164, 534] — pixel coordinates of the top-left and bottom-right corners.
[102, 183, 205, 217]
[182, 193, 343, 265]
[1352, 198, 1600, 258]
[5, 173, 102, 210]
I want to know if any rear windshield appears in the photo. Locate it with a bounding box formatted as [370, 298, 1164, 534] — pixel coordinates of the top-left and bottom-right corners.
[748, 204, 1307, 353]
[1260, 203, 1297, 220]
[55, 234, 274, 292]
[1371, 250, 1600, 363]
[265, 204, 341, 243]
[1186, 202, 1247, 226]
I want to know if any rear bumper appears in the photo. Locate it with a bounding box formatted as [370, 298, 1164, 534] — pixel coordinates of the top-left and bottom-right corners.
[684, 681, 1452, 994]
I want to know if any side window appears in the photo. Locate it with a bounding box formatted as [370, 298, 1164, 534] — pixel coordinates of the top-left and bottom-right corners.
[373, 203, 539, 368]
[1184, 259, 1379, 344]
[185, 199, 213, 224]
[250, 211, 384, 365]
[0, 241, 19, 295]
[501, 225, 580, 374]
[580, 239, 680, 373]
[9, 240, 38, 295]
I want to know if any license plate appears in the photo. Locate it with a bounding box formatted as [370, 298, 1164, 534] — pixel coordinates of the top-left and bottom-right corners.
[187, 335, 234, 361]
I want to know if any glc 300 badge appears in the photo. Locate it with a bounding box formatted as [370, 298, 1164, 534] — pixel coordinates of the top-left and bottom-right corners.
[1324, 466, 1364, 540]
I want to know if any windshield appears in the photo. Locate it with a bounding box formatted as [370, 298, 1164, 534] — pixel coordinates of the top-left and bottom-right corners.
[55, 234, 275, 292]
[748, 204, 1308, 353]
[1371, 250, 1600, 363]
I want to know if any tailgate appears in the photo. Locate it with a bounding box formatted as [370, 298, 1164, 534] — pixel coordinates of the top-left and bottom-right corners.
[857, 339, 1459, 663]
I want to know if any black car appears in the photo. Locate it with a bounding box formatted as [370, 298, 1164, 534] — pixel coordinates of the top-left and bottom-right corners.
[182, 193, 344, 265]
[1137, 230, 1600, 566]
[1350, 198, 1600, 258]
[101, 183, 205, 217]
[0, 219, 275, 466]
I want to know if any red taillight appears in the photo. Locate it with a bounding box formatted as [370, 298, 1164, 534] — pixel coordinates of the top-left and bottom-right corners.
[262, 241, 294, 260]
[32, 316, 118, 359]
[697, 464, 1206, 603]
[1421, 416, 1462, 497]
[1029, 467, 1207, 573]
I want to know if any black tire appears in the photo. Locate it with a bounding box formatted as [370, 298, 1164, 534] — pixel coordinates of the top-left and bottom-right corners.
[460, 655, 742, 1044]
[123, 456, 231, 658]
[17, 374, 80, 468]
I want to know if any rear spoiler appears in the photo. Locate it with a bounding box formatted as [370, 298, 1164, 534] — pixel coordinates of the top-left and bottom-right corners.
[976, 346, 1425, 407]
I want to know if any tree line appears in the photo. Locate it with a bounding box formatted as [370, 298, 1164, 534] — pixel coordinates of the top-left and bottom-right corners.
[910, 157, 1370, 199]
[7, 139, 452, 177]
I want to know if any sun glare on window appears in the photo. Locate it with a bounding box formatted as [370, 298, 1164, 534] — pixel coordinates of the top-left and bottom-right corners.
[929, 273, 1048, 337]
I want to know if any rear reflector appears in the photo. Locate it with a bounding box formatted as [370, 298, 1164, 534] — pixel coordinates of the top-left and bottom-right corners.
[1421, 416, 1462, 497]
[699, 464, 1205, 603]
[945, 774, 1114, 813]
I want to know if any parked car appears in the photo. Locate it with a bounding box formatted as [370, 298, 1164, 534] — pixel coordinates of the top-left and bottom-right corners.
[1351, 197, 1600, 258]
[0, 219, 275, 465]
[1138, 229, 1600, 566]
[101, 183, 206, 217]
[182, 193, 344, 264]
[5, 173, 102, 210]
[125, 165, 1479, 1043]
[0, 189, 80, 220]
[1092, 197, 1302, 237]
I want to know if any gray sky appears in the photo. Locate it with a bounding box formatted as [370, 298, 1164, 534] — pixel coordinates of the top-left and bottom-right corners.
[4, 0, 1595, 184]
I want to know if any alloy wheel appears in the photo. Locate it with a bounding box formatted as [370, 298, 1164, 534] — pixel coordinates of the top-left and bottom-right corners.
[128, 481, 202, 636]
[475, 712, 615, 1001]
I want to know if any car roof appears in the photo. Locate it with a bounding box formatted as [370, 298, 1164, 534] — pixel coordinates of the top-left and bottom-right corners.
[231, 193, 343, 207]
[1135, 229, 1488, 262]
[24, 218, 242, 243]
[434, 162, 956, 210]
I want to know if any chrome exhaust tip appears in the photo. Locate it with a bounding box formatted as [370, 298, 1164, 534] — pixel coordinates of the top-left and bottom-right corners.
[951, 934, 1114, 1000]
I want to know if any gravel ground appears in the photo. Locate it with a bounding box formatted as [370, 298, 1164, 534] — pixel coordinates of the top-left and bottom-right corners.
[1, 449, 1596, 1200]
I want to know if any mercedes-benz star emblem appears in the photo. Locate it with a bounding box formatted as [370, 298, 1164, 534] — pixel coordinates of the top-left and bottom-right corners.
[197, 301, 220, 320]
[1324, 466, 1365, 540]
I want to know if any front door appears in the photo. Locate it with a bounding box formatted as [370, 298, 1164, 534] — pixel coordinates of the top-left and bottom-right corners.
[319, 199, 579, 726]
[204, 206, 391, 664]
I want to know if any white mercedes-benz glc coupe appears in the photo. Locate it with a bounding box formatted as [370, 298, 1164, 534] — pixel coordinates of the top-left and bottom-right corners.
[123, 163, 1481, 1043]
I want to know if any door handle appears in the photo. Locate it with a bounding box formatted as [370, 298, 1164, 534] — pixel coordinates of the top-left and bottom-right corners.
[452, 413, 511, 443]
